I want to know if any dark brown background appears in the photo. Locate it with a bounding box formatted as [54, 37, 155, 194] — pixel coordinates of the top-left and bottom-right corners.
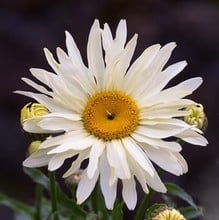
[0, 0, 218, 219]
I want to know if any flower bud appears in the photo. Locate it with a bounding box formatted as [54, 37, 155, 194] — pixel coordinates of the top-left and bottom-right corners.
[28, 140, 42, 155]
[20, 102, 49, 124]
[151, 206, 186, 220]
[20, 102, 50, 141]
[184, 104, 208, 132]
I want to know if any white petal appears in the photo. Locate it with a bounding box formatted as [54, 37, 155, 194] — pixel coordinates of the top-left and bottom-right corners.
[102, 19, 127, 64]
[139, 98, 196, 110]
[144, 168, 166, 193]
[38, 117, 81, 132]
[176, 129, 208, 146]
[23, 118, 53, 133]
[63, 150, 90, 178]
[23, 148, 52, 168]
[42, 112, 81, 121]
[136, 124, 185, 139]
[76, 168, 99, 204]
[87, 20, 105, 86]
[127, 153, 166, 193]
[122, 44, 161, 94]
[132, 133, 182, 152]
[122, 176, 137, 210]
[47, 135, 95, 154]
[143, 146, 187, 176]
[21, 77, 52, 96]
[48, 150, 76, 171]
[65, 31, 87, 73]
[14, 91, 72, 114]
[101, 23, 113, 63]
[106, 140, 131, 180]
[106, 34, 137, 89]
[128, 43, 176, 98]
[175, 77, 203, 92]
[40, 130, 87, 149]
[122, 137, 154, 176]
[115, 19, 127, 50]
[150, 61, 188, 94]
[150, 42, 177, 74]
[44, 48, 62, 75]
[139, 108, 188, 120]
[30, 68, 56, 87]
[87, 141, 105, 179]
[99, 152, 117, 210]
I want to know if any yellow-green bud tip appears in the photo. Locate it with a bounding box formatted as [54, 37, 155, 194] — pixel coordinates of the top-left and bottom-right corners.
[152, 207, 186, 220]
[20, 103, 50, 141]
[20, 102, 49, 125]
[28, 140, 42, 155]
[184, 104, 208, 131]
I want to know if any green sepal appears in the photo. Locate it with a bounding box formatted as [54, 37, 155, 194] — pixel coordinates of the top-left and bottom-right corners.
[145, 203, 167, 220]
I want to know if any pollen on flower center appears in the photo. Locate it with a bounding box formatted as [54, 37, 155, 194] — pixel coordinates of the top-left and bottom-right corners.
[82, 91, 139, 141]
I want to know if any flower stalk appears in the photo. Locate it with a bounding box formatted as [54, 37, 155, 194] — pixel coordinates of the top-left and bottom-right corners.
[134, 189, 154, 220]
[49, 171, 59, 220]
[35, 184, 43, 220]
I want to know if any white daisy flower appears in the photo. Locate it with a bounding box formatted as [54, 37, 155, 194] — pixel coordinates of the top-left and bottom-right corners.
[15, 19, 208, 210]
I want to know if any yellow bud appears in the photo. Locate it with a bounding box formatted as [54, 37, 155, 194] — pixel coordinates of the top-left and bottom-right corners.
[20, 102, 49, 124]
[28, 140, 42, 155]
[184, 104, 207, 131]
[152, 207, 186, 220]
[20, 103, 50, 141]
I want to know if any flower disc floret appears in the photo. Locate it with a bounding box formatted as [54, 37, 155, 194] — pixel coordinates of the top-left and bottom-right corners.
[82, 91, 139, 141]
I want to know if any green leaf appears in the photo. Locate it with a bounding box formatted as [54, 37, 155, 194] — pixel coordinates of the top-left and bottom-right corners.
[180, 206, 203, 219]
[56, 185, 87, 219]
[24, 167, 87, 219]
[86, 213, 99, 220]
[145, 203, 167, 220]
[0, 192, 34, 218]
[165, 183, 197, 208]
[23, 167, 50, 190]
[15, 213, 33, 220]
[112, 200, 124, 220]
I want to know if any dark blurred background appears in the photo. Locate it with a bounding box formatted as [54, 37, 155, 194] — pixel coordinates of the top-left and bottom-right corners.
[0, 0, 218, 219]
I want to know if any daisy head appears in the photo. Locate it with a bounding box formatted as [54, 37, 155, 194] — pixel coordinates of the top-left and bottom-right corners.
[16, 19, 208, 210]
[151, 207, 186, 220]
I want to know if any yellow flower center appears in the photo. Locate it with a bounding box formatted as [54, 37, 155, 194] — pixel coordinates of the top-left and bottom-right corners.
[82, 91, 139, 141]
[152, 208, 186, 220]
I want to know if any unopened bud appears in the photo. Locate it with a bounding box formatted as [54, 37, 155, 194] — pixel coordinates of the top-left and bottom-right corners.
[20, 102, 50, 141]
[28, 140, 41, 155]
[151, 206, 186, 220]
[184, 104, 208, 132]
[20, 102, 49, 124]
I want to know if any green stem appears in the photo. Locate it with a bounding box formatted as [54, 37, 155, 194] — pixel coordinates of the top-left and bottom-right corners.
[134, 189, 154, 220]
[112, 200, 124, 220]
[134, 169, 164, 220]
[49, 171, 59, 220]
[35, 184, 43, 220]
